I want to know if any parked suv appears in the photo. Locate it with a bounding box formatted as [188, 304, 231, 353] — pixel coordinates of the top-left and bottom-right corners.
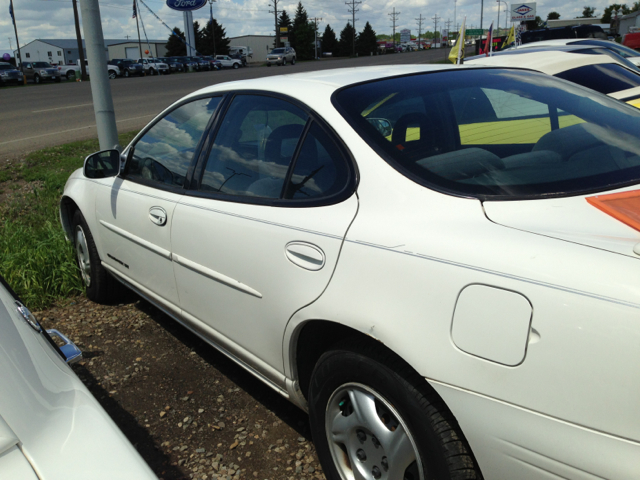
[215, 55, 242, 69]
[137, 58, 169, 75]
[108, 59, 144, 77]
[158, 57, 184, 72]
[0, 62, 24, 86]
[22, 61, 61, 83]
[266, 47, 296, 66]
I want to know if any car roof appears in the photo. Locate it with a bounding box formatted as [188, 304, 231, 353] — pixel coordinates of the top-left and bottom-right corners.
[466, 48, 629, 75]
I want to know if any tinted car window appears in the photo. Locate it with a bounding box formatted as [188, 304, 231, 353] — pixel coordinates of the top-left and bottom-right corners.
[126, 97, 221, 188]
[201, 95, 308, 198]
[555, 64, 640, 94]
[334, 69, 640, 199]
[285, 123, 351, 200]
[574, 39, 640, 58]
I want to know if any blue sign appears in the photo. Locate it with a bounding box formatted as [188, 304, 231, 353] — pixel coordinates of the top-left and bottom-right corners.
[166, 0, 206, 11]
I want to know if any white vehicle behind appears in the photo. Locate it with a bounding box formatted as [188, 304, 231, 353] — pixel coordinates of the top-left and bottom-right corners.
[137, 58, 169, 75]
[58, 60, 120, 80]
[215, 55, 242, 69]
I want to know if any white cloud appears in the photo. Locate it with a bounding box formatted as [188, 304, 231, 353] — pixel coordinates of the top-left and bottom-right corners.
[1, 0, 619, 54]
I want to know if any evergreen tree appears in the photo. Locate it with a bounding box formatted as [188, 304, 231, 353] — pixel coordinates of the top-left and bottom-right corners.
[201, 19, 230, 55]
[321, 24, 338, 56]
[278, 10, 292, 47]
[193, 21, 206, 54]
[547, 11, 561, 19]
[602, 4, 630, 23]
[581, 6, 596, 17]
[338, 22, 356, 57]
[290, 2, 315, 60]
[357, 21, 377, 56]
[166, 27, 186, 56]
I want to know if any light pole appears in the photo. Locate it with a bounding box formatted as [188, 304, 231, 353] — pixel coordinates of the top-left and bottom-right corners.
[208, 0, 216, 56]
[498, 0, 508, 32]
[496, 0, 500, 37]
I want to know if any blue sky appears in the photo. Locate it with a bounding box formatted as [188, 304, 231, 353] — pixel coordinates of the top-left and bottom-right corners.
[1, 0, 618, 55]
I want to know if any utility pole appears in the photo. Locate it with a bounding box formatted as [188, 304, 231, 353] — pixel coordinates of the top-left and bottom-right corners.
[208, 0, 217, 56]
[445, 18, 452, 46]
[454, 0, 457, 35]
[432, 14, 440, 47]
[389, 8, 400, 50]
[416, 14, 424, 49]
[346, 0, 361, 56]
[134, 0, 143, 59]
[269, 0, 279, 48]
[9, 0, 26, 84]
[72, 0, 87, 80]
[311, 17, 322, 59]
[480, 0, 484, 29]
[8, 38, 12, 50]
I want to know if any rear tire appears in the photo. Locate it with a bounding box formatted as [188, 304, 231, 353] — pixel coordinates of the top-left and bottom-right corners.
[292, 57, 296, 65]
[124, 69, 130, 78]
[309, 342, 483, 480]
[72, 210, 123, 304]
[149, 68, 156, 76]
[67, 71, 76, 81]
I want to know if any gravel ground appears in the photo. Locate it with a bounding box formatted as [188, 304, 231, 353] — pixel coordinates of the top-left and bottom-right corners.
[35, 294, 326, 480]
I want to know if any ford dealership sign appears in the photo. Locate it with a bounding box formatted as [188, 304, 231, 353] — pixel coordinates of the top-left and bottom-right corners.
[166, 0, 206, 11]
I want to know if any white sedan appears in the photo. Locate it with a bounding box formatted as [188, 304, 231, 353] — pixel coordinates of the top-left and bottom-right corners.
[60, 65, 640, 480]
[509, 38, 640, 66]
[0, 276, 157, 479]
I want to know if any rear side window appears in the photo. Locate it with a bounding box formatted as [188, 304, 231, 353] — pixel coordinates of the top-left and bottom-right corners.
[555, 64, 640, 94]
[126, 97, 221, 188]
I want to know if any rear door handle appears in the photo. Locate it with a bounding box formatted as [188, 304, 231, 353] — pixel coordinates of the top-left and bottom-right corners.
[149, 206, 167, 226]
[285, 242, 325, 271]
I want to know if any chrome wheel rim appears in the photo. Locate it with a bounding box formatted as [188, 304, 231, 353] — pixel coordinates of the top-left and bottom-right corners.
[74, 225, 91, 287]
[325, 383, 423, 480]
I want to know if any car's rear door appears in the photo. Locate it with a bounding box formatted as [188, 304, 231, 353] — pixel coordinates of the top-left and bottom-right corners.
[95, 96, 221, 310]
[171, 93, 358, 380]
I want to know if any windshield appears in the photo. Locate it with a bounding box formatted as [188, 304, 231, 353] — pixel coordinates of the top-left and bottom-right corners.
[271, 48, 285, 54]
[333, 68, 640, 199]
[33, 62, 52, 68]
[0, 64, 14, 70]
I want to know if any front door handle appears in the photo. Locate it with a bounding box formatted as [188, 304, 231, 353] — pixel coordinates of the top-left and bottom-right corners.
[285, 242, 325, 271]
[149, 206, 167, 226]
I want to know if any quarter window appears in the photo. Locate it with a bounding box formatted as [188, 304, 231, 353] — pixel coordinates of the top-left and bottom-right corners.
[126, 97, 221, 188]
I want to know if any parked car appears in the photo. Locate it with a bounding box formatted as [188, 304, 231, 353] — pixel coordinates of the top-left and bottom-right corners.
[0, 62, 24, 86]
[229, 45, 253, 61]
[521, 24, 607, 44]
[137, 58, 169, 75]
[108, 59, 144, 77]
[58, 60, 121, 80]
[622, 31, 640, 50]
[0, 275, 157, 479]
[22, 61, 61, 84]
[265, 47, 296, 66]
[60, 65, 640, 480]
[467, 46, 640, 108]
[157, 57, 184, 73]
[214, 55, 242, 69]
[504, 38, 640, 66]
[198, 56, 222, 70]
[186, 56, 211, 71]
[168, 56, 198, 72]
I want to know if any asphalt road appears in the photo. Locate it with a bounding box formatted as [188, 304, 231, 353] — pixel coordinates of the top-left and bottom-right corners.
[0, 48, 469, 162]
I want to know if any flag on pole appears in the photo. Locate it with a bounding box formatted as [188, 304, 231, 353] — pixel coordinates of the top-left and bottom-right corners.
[501, 24, 515, 50]
[448, 17, 466, 64]
[132, 0, 137, 18]
[9, 0, 15, 26]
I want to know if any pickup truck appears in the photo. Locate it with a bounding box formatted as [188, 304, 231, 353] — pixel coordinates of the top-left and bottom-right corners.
[57, 60, 121, 80]
[136, 58, 169, 75]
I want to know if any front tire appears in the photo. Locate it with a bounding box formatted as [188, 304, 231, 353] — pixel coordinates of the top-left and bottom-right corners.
[34, 74, 41, 84]
[72, 210, 122, 304]
[282, 58, 287, 66]
[292, 57, 296, 65]
[309, 343, 482, 480]
[149, 68, 156, 76]
[108, 70, 117, 79]
[233, 63, 239, 69]
[124, 69, 130, 78]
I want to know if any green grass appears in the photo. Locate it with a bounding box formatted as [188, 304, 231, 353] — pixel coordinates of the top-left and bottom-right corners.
[0, 131, 138, 309]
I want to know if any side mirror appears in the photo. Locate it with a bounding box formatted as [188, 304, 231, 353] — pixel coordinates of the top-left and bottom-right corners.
[83, 149, 120, 179]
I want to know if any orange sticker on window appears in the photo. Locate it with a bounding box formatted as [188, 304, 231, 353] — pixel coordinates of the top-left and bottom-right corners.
[586, 190, 640, 232]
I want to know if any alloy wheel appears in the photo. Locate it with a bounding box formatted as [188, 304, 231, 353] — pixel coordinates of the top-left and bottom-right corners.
[74, 225, 92, 287]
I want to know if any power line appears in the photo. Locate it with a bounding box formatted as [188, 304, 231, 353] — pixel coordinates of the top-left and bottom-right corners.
[311, 17, 322, 59]
[432, 13, 441, 44]
[415, 13, 424, 49]
[389, 7, 399, 49]
[269, 0, 279, 47]
[345, 0, 361, 56]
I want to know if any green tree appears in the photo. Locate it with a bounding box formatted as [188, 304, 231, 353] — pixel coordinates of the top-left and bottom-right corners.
[602, 4, 630, 23]
[201, 19, 230, 55]
[357, 21, 377, 56]
[525, 16, 545, 30]
[193, 21, 206, 54]
[581, 6, 596, 17]
[291, 2, 315, 60]
[321, 24, 338, 56]
[166, 27, 186, 56]
[277, 10, 292, 47]
[547, 11, 561, 20]
[338, 22, 357, 56]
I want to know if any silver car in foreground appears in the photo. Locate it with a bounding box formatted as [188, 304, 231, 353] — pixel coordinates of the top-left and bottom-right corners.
[0, 276, 157, 479]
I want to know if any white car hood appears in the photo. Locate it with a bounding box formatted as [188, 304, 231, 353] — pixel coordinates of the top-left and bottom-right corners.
[483, 187, 640, 258]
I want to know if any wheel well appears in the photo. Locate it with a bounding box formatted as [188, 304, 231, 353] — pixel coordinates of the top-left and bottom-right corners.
[59, 196, 80, 241]
[295, 320, 407, 402]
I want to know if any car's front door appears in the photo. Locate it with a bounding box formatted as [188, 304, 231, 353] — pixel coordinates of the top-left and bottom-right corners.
[171, 94, 358, 380]
[95, 96, 221, 310]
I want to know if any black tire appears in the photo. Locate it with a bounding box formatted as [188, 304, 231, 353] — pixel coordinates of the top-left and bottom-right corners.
[233, 63, 239, 69]
[309, 342, 482, 480]
[292, 57, 296, 65]
[282, 58, 287, 66]
[67, 71, 76, 81]
[267, 63, 271, 67]
[72, 210, 122, 304]
[55, 77, 61, 83]
[34, 74, 41, 84]
[149, 68, 156, 76]
[108, 70, 117, 79]
[124, 69, 130, 78]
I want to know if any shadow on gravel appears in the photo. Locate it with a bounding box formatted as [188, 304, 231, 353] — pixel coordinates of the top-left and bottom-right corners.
[133, 298, 312, 440]
[72, 363, 185, 479]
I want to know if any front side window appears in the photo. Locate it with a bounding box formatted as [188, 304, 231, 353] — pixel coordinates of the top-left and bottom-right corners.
[126, 97, 221, 188]
[555, 64, 640, 94]
[334, 69, 640, 199]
